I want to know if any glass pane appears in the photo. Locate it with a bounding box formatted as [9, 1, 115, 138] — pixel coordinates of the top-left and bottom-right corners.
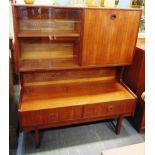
[19, 37, 79, 71]
[15, 6, 82, 71]
[16, 7, 82, 37]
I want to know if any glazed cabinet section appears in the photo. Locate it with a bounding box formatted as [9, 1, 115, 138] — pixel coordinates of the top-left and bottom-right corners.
[81, 9, 141, 66]
[13, 6, 142, 71]
[13, 6, 83, 71]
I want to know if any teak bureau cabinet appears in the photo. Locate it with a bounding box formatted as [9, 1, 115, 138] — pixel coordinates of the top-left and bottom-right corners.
[12, 2, 142, 147]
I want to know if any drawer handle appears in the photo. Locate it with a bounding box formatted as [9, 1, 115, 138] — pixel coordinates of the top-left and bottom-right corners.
[111, 13, 117, 20]
[108, 106, 113, 112]
[49, 113, 58, 119]
[49, 35, 53, 40]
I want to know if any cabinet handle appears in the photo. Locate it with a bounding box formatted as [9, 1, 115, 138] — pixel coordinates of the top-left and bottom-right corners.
[49, 113, 58, 120]
[111, 13, 117, 20]
[108, 106, 113, 112]
[49, 35, 53, 40]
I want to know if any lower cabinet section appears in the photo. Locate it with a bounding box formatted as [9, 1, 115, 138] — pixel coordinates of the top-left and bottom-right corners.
[19, 80, 137, 147]
[20, 100, 135, 130]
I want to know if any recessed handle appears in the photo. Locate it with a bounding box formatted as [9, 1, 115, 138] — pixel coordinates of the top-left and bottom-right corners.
[48, 112, 58, 120]
[108, 106, 113, 112]
[111, 13, 117, 20]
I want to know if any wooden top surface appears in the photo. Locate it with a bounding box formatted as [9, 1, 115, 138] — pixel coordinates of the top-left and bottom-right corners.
[12, 3, 142, 11]
[20, 80, 135, 112]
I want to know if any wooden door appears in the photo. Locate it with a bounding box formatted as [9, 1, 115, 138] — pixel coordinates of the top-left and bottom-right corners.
[81, 9, 141, 66]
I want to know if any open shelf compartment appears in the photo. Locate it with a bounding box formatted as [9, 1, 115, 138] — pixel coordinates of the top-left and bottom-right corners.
[19, 37, 80, 71]
[20, 80, 135, 112]
[19, 68, 136, 112]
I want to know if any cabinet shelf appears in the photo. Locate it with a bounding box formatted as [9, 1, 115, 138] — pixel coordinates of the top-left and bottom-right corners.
[19, 58, 79, 72]
[20, 43, 79, 71]
[21, 43, 74, 59]
[18, 19, 81, 37]
[18, 30, 80, 38]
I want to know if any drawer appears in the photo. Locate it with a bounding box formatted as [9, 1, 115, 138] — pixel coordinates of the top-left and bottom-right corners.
[20, 106, 83, 127]
[47, 106, 82, 123]
[20, 110, 47, 127]
[83, 101, 126, 119]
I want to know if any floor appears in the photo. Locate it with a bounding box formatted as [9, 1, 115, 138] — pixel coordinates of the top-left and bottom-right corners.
[13, 86, 145, 155]
[16, 119, 145, 155]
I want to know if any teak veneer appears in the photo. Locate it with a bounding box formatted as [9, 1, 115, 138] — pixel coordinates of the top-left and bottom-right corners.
[12, 3, 141, 147]
[18, 68, 137, 147]
[123, 43, 145, 132]
[20, 81, 135, 112]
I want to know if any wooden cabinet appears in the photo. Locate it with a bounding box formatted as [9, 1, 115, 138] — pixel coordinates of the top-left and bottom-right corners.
[12, 2, 141, 147]
[81, 9, 141, 66]
[123, 44, 145, 132]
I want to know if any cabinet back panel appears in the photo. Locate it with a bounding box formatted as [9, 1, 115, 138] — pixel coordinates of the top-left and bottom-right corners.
[20, 19, 75, 31]
[22, 68, 117, 86]
[21, 43, 73, 60]
[82, 9, 141, 66]
[18, 37, 80, 71]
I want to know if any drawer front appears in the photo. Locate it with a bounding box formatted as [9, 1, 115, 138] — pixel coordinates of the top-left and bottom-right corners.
[83, 101, 127, 119]
[47, 106, 82, 123]
[20, 106, 83, 127]
[20, 111, 47, 127]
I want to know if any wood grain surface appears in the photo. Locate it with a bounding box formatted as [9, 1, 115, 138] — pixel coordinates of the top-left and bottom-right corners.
[81, 9, 141, 66]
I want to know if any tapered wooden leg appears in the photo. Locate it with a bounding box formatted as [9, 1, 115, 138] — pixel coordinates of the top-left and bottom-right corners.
[115, 116, 123, 134]
[34, 128, 39, 148]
